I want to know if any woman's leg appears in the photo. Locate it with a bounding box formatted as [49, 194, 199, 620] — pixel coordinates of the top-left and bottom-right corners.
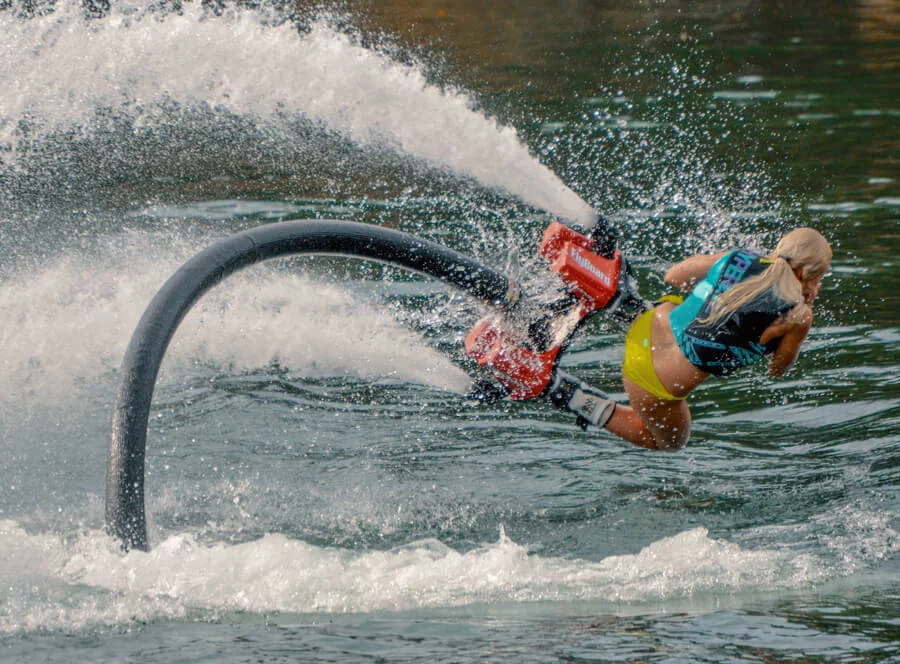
[603, 378, 692, 450]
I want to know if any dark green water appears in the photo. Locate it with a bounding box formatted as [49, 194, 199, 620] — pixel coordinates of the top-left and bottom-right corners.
[1, 1, 898, 662]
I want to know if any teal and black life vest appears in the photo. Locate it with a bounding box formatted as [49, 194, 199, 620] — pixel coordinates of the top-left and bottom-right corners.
[668, 249, 797, 376]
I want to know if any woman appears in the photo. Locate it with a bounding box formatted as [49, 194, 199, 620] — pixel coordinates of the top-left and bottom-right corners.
[600, 227, 832, 450]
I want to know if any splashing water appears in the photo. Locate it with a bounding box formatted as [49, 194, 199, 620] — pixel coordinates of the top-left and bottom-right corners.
[0, 3, 596, 226]
[0, 234, 472, 406]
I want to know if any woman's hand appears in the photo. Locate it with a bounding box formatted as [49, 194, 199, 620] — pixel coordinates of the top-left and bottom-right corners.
[760, 303, 813, 346]
[764, 303, 813, 376]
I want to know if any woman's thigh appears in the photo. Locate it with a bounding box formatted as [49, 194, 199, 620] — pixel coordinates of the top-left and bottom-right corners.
[623, 377, 692, 449]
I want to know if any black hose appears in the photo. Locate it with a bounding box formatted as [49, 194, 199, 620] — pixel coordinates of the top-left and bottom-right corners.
[106, 219, 513, 552]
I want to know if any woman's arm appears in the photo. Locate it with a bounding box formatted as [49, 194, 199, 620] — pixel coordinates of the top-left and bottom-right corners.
[664, 252, 728, 291]
[762, 303, 814, 376]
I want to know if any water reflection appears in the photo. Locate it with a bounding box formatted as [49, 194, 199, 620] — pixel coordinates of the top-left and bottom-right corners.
[857, 0, 900, 44]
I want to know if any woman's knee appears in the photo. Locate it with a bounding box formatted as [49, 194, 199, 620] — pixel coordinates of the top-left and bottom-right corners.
[642, 402, 692, 450]
[651, 426, 690, 450]
[622, 378, 692, 450]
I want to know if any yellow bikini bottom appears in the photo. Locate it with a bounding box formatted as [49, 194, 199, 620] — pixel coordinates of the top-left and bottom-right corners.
[622, 306, 686, 402]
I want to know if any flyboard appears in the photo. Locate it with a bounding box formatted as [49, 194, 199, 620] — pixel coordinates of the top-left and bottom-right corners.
[465, 216, 645, 408]
[106, 215, 647, 551]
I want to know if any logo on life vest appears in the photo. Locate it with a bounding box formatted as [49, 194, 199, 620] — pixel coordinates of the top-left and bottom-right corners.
[569, 246, 612, 288]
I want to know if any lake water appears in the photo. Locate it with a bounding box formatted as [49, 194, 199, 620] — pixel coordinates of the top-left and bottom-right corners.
[1, 1, 898, 662]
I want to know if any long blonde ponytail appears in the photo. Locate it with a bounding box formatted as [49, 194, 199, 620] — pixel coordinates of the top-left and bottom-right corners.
[698, 227, 832, 326]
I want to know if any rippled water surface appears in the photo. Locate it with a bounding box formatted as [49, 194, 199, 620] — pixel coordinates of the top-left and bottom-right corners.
[1, 1, 898, 662]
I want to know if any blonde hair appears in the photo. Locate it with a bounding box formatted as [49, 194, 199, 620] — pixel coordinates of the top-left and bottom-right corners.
[698, 227, 832, 326]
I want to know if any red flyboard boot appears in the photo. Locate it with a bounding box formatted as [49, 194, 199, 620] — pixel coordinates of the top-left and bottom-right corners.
[464, 314, 560, 400]
[538, 222, 621, 315]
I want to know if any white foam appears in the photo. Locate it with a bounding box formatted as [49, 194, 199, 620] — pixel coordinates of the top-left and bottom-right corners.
[3, 498, 895, 633]
[1, 512, 891, 634]
[0, 4, 594, 225]
[0, 233, 471, 406]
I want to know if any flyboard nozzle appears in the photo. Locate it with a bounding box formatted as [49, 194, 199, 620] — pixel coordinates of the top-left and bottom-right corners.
[581, 211, 619, 259]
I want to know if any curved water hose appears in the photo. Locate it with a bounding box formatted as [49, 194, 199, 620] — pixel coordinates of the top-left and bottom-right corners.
[106, 219, 514, 552]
